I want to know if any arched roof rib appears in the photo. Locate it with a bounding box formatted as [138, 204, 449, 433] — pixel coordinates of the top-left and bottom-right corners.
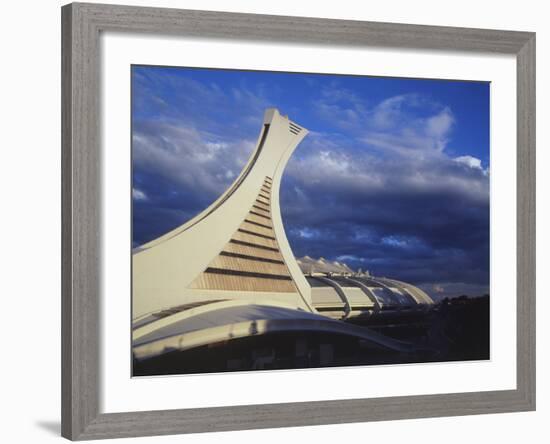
[376, 278, 434, 305]
[307, 273, 432, 318]
[345, 278, 382, 311]
[312, 276, 351, 318]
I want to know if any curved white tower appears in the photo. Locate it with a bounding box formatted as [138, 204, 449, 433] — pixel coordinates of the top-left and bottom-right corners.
[133, 109, 313, 319]
[132, 109, 434, 364]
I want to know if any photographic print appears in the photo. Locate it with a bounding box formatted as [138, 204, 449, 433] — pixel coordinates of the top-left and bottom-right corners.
[131, 66, 490, 377]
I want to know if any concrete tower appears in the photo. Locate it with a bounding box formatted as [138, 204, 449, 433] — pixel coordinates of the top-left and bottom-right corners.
[133, 109, 313, 319]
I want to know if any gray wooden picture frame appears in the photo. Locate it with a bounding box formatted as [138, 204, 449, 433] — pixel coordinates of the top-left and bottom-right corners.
[61, 2, 536, 440]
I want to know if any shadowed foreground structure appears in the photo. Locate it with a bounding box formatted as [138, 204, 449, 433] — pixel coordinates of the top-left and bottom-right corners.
[132, 109, 488, 376]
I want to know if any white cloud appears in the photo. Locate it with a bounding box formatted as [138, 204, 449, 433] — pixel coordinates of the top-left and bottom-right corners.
[133, 120, 255, 198]
[454, 155, 489, 175]
[363, 104, 455, 156]
[313, 89, 456, 159]
[454, 155, 482, 169]
[132, 188, 148, 201]
[297, 228, 319, 239]
[427, 107, 454, 138]
[134, 69, 272, 136]
[286, 116, 488, 206]
[426, 107, 455, 151]
[381, 236, 410, 248]
[285, 89, 490, 205]
[336, 254, 366, 263]
[371, 94, 412, 129]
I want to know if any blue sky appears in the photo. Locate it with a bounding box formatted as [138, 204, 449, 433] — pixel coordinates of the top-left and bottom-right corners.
[132, 65, 490, 299]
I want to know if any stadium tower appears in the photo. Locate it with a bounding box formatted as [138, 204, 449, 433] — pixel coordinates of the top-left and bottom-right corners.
[133, 108, 313, 319]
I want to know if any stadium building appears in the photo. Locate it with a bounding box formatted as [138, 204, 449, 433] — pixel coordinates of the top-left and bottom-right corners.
[132, 109, 434, 375]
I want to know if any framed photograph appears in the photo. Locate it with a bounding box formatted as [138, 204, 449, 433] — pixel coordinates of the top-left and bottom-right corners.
[62, 2, 535, 440]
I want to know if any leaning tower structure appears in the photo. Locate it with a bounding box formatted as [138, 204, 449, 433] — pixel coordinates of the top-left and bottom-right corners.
[132, 108, 313, 318]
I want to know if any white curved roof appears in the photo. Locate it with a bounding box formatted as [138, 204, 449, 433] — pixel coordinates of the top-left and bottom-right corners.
[133, 301, 418, 360]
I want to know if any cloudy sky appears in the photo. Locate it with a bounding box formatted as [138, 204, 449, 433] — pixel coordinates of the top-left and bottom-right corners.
[132, 65, 490, 300]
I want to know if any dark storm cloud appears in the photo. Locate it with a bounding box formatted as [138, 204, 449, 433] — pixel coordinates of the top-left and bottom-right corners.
[280, 128, 490, 297]
[274, 87, 490, 299]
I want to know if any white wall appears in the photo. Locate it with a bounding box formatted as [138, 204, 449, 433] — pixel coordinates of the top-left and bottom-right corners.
[0, 0, 546, 443]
